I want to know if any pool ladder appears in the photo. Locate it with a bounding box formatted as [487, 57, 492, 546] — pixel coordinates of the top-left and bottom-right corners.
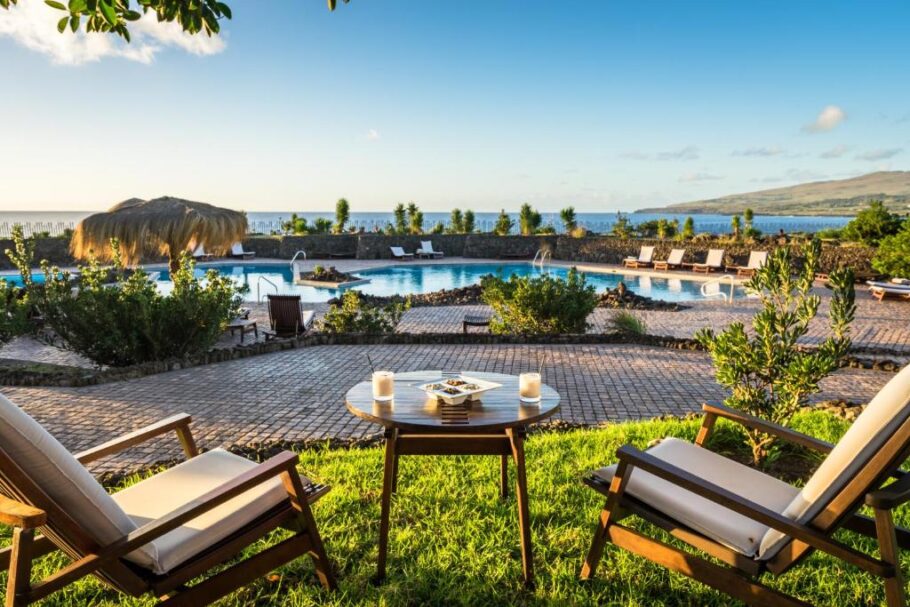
[290, 250, 307, 267]
[257, 275, 279, 303]
[701, 274, 735, 304]
[532, 249, 551, 272]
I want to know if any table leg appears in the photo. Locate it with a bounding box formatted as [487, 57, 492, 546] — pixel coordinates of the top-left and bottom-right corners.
[508, 428, 534, 586]
[376, 428, 398, 583]
[392, 454, 400, 493]
[500, 454, 509, 499]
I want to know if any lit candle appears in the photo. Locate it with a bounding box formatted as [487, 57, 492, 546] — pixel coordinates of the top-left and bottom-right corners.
[519, 372, 541, 403]
[372, 371, 395, 402]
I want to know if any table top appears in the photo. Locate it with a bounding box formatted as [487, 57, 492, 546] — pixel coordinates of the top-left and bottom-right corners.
[345, 371, 560, 432]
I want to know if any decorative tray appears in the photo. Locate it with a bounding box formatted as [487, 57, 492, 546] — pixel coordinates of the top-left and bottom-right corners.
[416, 375, 502, 405]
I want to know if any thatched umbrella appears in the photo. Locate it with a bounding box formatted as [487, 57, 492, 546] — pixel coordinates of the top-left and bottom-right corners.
[71, 196, 248, 272]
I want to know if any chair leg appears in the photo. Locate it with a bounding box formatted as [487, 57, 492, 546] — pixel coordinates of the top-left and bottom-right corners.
[281, 472, 337, 591]
[875, 507, 907, 607]
[581, 461, 630, 580]
[5, 528, 33, 607]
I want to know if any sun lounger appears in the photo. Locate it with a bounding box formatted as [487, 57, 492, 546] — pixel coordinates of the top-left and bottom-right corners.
[0, 393, 336, 605]
[192, 244, 213, 262]
[581, 363, 910, 607]
[653, 248, 686, 271]
[688, 248, 724, 273]
[623, 246, 655, 269]
[390, 246, 415, 261]
[265, 294, 315, 338]
[867, 281, 910, 302]
[416, 241, 444, 259]
[230, 242, 255, 259]
[726, 250, 768, 278]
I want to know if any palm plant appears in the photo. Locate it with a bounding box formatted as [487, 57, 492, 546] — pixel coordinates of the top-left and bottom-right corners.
[560, 207, 577, 233]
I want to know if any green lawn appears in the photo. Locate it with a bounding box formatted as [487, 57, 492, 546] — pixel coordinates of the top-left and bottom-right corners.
[2, 411, 902, 606]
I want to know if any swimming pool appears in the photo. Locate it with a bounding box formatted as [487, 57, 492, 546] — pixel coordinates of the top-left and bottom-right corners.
[2, 262, 732, 302]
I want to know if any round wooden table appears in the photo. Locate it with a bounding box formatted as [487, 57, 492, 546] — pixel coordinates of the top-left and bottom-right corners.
[345, 370, 560, 586]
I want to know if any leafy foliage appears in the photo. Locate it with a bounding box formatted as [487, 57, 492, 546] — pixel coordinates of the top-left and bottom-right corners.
[679, 216, 695, 240]
[493, 209, 513, 236]
[41, 252, 242, 367]
[463, 210, 476, 234]
[481, 269, 598, 334]
[560, 207, 577, 233]
[611, 212, 633, 239]
[281, 213, 332, 235]
[840, 200, 903, 245]
[407, 202, 424, 234]
[518, 203, 542, 235]
[319, 290, 409, 334]
[1, 226, 38, 343]
[333, 198, 350, 234]
[5, 224, 36, 288]
[607, 310, 647, 335]
[730, 214, 742, 239]
[448, 209, 464, 234]
[696, 240, 855, 465]
[873, 220, 910, 278]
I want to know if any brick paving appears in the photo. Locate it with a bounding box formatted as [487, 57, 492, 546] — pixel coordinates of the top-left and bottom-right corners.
[1, 343, 893, 477]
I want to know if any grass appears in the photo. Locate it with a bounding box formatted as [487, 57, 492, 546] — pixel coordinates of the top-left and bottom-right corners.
[1, 411, 902, 606]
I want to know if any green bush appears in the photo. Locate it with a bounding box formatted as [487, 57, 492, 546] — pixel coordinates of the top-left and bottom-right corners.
[320, 290, 410, 334]
[607, 310, 647, 335]
[873, 220, 910, 278]
[41, 252, 242, 367]
[481, 268, 598, 334]
[696, 240, 855, 466]
[0, 281, 30, 344]
[840, 200, 902, 245]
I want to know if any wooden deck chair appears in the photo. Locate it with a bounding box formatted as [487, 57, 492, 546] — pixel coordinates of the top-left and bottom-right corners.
[726, 250, 768, 278]
[867, 281, 910, 303]
[0, 393, 336, 606]
[581, 363, 910, 606]
[653, 248, 686, 271]
[266, 295, 315, 338]
[690, 248, 724, 273]
[623, 246, 655, 269]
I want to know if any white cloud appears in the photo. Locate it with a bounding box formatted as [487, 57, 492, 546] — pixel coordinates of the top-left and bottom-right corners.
[366, 128, 381, 141]
[802, 105, 846, 133]
[657, 145, 700, 161]
[731, 146, 783, 157]
[856, 148, 903, 161]
[0, 1, 225, 65]
[678, 171, 723, 183]
[819, 144, 850, 159]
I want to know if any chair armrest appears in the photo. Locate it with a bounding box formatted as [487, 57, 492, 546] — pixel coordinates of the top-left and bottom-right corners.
[866, 473, 910, 509]
[75, 413, 197, 464]
[614, 445, 888, 575]
[701, 402, 834, 454]
[0, 495, 46, 529]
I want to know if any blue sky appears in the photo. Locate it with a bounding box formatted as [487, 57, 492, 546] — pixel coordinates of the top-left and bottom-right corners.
[1, 0, 909, 212]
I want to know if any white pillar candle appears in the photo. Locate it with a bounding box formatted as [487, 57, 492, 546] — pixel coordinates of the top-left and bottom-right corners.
[519, 372, 541, 403]
[372, 371, 395, 402]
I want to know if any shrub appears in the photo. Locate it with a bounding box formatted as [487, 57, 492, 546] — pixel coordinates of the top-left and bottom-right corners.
[481, 268, 598, 334]
[611, 212, 633, 239]
[518, 203, 542, 235]
[0, 281, 30, 344]
[320, 290, 410, 334]
[696, 240, 855, 466]
[560, 206, 577, 233]
[393, 203, 408, 234]
[448, 209, 464, 234]
[841, 200, 902, 245]
[873, 220, 910, 278]
[334, 198, 350, 234]
[679, 216, 695, 240]
[607, 310, 647, 335]
[407, 202, 424, 234]
[493, 209, 513, 235]
[463, 210, 476, 233]
[41, 252, 242, 367]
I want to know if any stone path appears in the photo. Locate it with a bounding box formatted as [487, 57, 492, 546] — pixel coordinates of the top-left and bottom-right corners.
[2, 343, 893, 477]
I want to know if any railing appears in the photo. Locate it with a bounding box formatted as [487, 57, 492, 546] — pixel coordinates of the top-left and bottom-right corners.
[532, 249, 551, 272]
[256, 275, 278, 303]
[290, 250, 307, 267]
[700, 274, 736, 304]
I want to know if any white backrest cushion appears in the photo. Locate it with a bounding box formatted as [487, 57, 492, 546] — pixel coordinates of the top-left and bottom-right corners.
[640, 246, 655, 261]
[193, 244, 205, 256]
[390, 247, 403, 256]
[231, 242, 243, 255]
[706, 249, 724, 266]
[668, 248, 685, 264]
[759, 363, 910, 557]
[0, 393, 137, 547]
[748, 251, 768, 269]
[421, 241, 433, 252]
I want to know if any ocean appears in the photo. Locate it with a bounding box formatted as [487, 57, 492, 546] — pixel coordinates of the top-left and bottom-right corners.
[0, 211, 851, 238]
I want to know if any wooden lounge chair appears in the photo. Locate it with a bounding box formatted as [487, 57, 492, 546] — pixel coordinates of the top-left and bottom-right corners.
[653, 248, 686, 271]
[416, 241, 444, 259]
[0, 393, 336, 606]
[867, 281, 910, 303]
[623, 246, 655, 269]
[581, 363, 910, 607]
[726, 250, 768, 278]
[230, 242, 255, 260]
[390, 246, 415, 261]
[689, 248, 724, 273]
[266, 294, 315, 338]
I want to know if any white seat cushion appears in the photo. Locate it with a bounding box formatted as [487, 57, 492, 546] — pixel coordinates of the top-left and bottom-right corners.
[594, 437, 799, 557]
[113, 449, 289, 574]
[759, 363, 910, 559]
[0, 393, 138, 549]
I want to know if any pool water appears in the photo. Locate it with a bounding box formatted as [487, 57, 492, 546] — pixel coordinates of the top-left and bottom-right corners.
[152, 262, 727, 302]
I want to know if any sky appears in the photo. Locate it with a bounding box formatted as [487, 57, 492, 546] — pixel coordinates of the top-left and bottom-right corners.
[1, 0, 909, 213]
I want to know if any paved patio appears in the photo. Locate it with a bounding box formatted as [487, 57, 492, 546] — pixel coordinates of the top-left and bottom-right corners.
[1, 343, 894, 477]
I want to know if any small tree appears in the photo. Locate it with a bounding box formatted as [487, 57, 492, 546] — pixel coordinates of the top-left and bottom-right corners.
[449, 209, 464, 234]
[841, 200, 902, 245]
[680, 216, 695, 240]
[319, 290, 410, 334]
[518, 203, 542, 235]
[1, 226, 35, 344]
[873, 220, 910, 278]
[611, 212, 633, 239]
[560, 207, 577, 233]
[696, 239, 855, 466]
[493, 210, 514, 235]
[312, 218, 333, 233]
[730, 215, 742, 239]
[656, 218, 671, 240]
[407, 202, 424, 234]
[429, 221, 445, 234]
[463, 210, 476, 233]
[334, 198, 350, 234]
[393, 203, 408, 235]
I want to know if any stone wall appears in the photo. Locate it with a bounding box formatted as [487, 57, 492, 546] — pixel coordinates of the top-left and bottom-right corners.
[357, 234, 469, 259]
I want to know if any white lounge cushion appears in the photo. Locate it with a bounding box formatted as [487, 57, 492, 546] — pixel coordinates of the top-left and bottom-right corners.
[891, 278, 910, 286]
[759, 363, 910, 558]
[0, 392, 138, 551]
[666, 249, 685, 264]
[594, 437, 799, 557]
[113, 449, 289, 574]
